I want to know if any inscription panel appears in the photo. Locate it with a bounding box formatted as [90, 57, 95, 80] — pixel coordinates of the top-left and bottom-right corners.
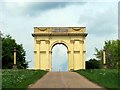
[52, 27, 68, 32]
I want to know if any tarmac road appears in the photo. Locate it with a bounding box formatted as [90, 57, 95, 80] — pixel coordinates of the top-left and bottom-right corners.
[29, 72, 105, 89]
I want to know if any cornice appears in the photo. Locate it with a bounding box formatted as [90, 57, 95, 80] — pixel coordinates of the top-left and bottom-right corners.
[32, 33, 88, 37]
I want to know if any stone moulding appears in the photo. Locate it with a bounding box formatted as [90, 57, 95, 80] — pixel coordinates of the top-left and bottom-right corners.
[36, 40, 41, 44]
[32, 33, 88, 37]
[83, 51, 86, 53]
[40, 51, 46, 53]
[74, 51, 80, 53]
[34, 51, 37, 53]
[67, 51, 71, 53]
[70, 40, 75, 44]
[72, 27, 82, 31]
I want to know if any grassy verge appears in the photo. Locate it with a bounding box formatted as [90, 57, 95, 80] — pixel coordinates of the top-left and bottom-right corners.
[2, 69, 47, 88]
[74, 69, 118, 90]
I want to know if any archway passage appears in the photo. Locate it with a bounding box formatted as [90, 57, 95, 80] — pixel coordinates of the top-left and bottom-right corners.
[32, 27, 88, 71]
[52, 44, 68, 72]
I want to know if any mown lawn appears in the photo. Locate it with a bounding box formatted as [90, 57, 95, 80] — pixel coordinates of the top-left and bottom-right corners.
[75, 69, 119, 90]
[2, 69, 47, 88]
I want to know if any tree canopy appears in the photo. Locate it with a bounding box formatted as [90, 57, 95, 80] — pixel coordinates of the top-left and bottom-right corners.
[86, 58, 101, 69]
[2, 35, 28, 69]
[94, 40, 119, 69]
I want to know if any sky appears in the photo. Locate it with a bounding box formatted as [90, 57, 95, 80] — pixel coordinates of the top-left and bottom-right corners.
[0, 0, 118, 70]
[52, 44, 68, 71]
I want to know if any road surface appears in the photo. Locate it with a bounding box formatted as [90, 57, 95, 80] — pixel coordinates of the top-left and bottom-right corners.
[29, 72, 105, 89]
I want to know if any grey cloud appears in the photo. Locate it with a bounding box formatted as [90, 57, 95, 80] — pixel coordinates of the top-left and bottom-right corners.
[3, 2, 86, 17]
[9, 2, 86, 16]
[78, 3, 117, 37]
[88, 11, 117, 37]
[24, 2, 68, 16]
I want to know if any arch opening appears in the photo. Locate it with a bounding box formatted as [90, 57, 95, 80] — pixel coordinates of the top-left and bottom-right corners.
[52, 44, 68, 72]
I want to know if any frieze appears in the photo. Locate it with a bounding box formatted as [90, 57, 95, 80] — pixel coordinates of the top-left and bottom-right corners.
[37, 27, 47, 31]
[72, 27, 81, 31]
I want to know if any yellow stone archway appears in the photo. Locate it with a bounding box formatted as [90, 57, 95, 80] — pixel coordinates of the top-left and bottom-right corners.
[32, 27, 87, 71]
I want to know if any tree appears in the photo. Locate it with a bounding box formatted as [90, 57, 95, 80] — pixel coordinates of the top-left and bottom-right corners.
[94, 40, 119, 69]
[0, 31, 3, 68]
[2, 35, 28, 69]
[86, 58, 101, 69]
[94, 48, 104, 68]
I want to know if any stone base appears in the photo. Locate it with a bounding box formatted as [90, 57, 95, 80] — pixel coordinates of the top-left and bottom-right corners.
[46, 69, 50, 71]
[103, 64, 107, 69]
[70, 69, 74, 71]
[13, 64, 17, 69]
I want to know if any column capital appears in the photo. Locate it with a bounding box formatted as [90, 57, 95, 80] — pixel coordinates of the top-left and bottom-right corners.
[36, 40, 41, 44]
[79, 40, 84, 44]
[49, 51, 52, 53]
[70, 40, 75, 44]
[83, 51, 86, 53]
[34, 51, 37, 53]
[67, 51, 71, 54]
[46, 40, 50, 44]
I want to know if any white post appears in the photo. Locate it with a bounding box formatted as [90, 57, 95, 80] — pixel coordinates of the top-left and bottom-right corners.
[103, 50, 106, 64]
[13, 47, 17, 68]
[14, 47, 16, 65]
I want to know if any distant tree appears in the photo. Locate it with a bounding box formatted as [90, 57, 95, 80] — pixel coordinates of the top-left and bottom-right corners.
[94, 48, 103, 60]
[118, 41, 120, 69]
[2, 35, 28, 69]
[86, 58, 101, 69]
[94, 40, 119, 69]
[0, 31, 3, 68]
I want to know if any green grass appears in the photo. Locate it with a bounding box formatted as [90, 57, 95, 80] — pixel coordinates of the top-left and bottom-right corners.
[2, 69, 48, 88]
[75, 69, 118, 89]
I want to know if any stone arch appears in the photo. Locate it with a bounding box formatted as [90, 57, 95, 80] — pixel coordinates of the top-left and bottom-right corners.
[50, 40, 70, 52]
[50, 42, 69, 71]
[49, 40, 71, 71]
[32, 27, 88, 71]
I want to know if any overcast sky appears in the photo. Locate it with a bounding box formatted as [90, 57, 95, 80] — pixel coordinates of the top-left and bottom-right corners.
[0, 0, 118, 71]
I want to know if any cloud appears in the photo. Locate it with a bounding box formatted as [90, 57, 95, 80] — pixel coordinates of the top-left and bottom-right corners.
[3, 2, 86, 17]
[25, 2, 69, 16]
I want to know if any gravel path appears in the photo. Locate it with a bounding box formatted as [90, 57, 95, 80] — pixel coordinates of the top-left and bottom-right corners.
[29, 72, 105, 89]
